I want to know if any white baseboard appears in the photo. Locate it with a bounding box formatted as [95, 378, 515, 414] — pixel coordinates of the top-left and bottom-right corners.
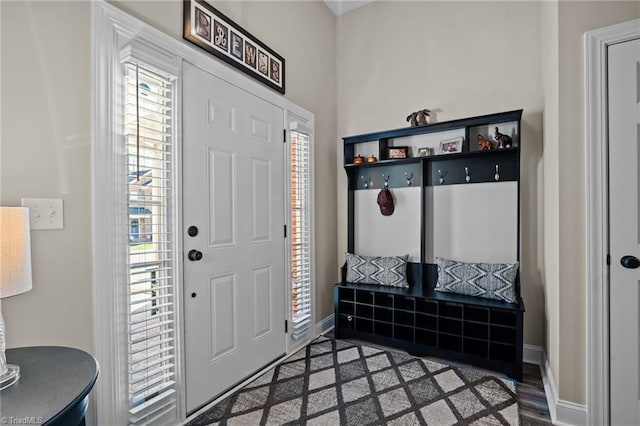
[315, 314, 334, 336]
[523, 344, 543, 365]
[540, 349, 587, 426]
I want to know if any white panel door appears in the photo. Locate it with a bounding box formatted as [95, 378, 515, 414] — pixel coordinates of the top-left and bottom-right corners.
[609, 38, 640, 425]
[183, 62, 286, 412]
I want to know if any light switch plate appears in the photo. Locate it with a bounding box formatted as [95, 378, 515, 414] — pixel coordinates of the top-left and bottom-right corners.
[21, 198, 64, 230]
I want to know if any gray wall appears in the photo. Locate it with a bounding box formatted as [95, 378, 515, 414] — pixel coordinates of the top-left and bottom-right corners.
[0, 0, 338, 352]
[336, 0, 545, 349]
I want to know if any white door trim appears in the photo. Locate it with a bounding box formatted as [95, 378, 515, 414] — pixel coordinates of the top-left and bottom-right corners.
[92, 1, 314, 423]
[585, 18, 640, 426]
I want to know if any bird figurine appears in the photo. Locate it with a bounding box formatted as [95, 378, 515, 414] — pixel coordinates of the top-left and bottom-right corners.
[406, 109, 431, 127]
[493, 126, 513, 148]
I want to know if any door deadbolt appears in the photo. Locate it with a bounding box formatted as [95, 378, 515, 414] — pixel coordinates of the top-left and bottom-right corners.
[187, 226, 198, 237]
[188, 250, 203, 261]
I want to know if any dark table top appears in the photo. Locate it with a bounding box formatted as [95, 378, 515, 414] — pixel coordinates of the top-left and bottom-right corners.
[1, 346, 99, 424]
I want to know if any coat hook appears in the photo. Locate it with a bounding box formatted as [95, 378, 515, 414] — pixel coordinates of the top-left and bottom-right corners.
[494, 165, 500, 181]
[361, 175, 370, 189]
[465, 167, 471, 183]
[405, 172, 413, 186]
[438, 169, 445, 185]
[382, 174, 390, 187]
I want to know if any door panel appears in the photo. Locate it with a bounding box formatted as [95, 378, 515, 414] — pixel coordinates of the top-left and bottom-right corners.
[609, 38, 640, 425]
[208, 149, 235, 247]
[251, 157, 271, 242]
[252, 266, 273, 339]
[209, 273, 237, 360]
[183, 62, 286, 413]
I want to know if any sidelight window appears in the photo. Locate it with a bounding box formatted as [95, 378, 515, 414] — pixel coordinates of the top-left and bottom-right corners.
[124, 63, 178, 424]
[289, 123, 313, 340]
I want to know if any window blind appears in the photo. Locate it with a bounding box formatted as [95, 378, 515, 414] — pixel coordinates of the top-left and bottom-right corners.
[290, 128, 312, 339]
[124, 63, 177, 425]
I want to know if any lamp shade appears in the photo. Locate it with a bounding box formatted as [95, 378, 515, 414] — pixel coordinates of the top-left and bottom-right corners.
[0, 207, 32, 298]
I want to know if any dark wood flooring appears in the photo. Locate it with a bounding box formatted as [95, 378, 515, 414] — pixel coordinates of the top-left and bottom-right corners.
[326, 331, 552, 425]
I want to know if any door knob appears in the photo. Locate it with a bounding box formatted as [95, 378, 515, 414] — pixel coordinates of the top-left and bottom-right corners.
[620, 255, 640, 269]
[188, 250, 203, 261]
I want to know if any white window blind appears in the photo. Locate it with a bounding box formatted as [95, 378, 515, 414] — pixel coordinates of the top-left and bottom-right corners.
[124, 63, 177, 425]
[290, 126, 312, 339]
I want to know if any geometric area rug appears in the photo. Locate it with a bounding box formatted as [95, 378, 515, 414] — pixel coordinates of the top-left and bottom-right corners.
[187, 336, 519, 425]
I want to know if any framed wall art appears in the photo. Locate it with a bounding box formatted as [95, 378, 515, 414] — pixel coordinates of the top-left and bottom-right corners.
[439, 137, 463, 154]
[388, 146, 409, 159]
[183, 0, 286, 94]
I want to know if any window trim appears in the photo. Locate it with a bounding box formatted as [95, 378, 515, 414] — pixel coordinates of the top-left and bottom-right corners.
[286, 118, 315, 354]
[92, 2, 315, 424]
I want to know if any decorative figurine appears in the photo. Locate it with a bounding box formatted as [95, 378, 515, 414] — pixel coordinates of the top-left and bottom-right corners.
[406, 109, 431, 127]
[367, 154, 378, 163]
[493, 126, 513, 149]
[477, 134, 493, 150]
[353, 155, 365, 164]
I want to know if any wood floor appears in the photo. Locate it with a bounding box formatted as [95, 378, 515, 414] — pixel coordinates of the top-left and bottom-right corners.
[518, 363, 552, 425]
[327, 331, 552, 424]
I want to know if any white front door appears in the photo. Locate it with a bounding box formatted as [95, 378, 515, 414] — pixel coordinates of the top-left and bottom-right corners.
[183, 62, 286, 413]
[609, 38, 640, 425]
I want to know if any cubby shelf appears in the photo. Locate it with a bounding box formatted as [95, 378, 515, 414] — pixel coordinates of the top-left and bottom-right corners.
[344, 147, 520, 169]
[335, 109, 525, 382]
[335, 282, 524, 380]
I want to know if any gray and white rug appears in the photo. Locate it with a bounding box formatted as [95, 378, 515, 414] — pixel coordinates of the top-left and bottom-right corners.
[188, 336, 519, 425]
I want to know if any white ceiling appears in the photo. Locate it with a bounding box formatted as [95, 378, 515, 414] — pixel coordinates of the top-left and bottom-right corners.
[323, 0, 374, 16]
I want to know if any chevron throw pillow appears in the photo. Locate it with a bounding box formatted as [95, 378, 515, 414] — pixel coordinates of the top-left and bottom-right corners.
[345, 253, 410, 288]
[435, 257, 519, 304]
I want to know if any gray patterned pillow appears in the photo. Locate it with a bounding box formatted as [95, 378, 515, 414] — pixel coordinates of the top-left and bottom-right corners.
[345, 253, 409, 288]
[435, 257, 519, 303]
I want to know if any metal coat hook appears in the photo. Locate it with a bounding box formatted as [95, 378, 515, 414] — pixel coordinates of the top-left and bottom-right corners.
[382, 174, 390, 188]
[494, 165, 500, 181]
[361, 175, 370, 189]
[405, 172, 414, 186]
[438, 169, 445, 185]
[465, 167, 471, 183]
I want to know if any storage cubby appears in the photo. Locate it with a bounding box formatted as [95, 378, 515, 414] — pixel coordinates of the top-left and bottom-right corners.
[395, 310, 415, 327]
[416, 313, 437, 330]
[357, 291, 374, 305]
[464, 322, 489, 340]
[464, 338, 489, 358]
[467, 120, 519, 152]
[395, 325, 414, 342]
[335, 109, 524, 381]
[375, 306, 393, 323]
[356, 303, 373, 319]
[416, 329, 437, 346]
[440, 334, 463, 352]
[376, 293, 394, 308]
[416, 299, 437, 315]
[334, 281, 524, 380]
[395, 296, 415, 311]
[465, 306, 489, 323]
[339, 301, 355, 316]
[375, 321, 393, 338]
